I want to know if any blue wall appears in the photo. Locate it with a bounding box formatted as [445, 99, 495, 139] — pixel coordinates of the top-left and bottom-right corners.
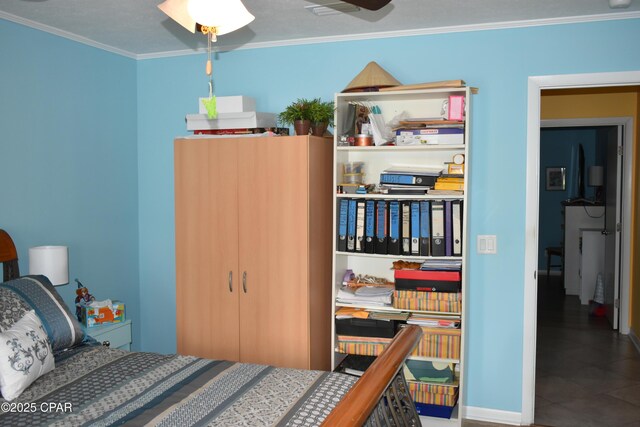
[2, 14, 639, 417]
[137, 18, 640, 414]
[0, 20, 140, 349]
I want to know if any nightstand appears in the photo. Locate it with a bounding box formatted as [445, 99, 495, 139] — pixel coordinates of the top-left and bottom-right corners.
[85, 319, 132, 350]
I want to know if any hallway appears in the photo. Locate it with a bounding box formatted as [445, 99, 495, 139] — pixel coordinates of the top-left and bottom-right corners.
[535, 274, 640, 426]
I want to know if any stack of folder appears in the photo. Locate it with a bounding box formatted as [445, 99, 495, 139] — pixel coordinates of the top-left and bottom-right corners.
[336, 198, 463, 257]
[394, 269, 461, 293]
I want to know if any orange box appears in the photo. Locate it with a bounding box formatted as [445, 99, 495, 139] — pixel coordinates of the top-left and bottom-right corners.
[81, 301, 125, 327]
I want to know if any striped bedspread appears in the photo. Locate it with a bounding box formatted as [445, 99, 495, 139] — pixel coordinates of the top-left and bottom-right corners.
[0, 344, 357, 426]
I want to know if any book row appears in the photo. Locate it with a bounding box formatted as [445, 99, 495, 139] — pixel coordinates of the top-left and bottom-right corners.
[336, 199, 463, 256]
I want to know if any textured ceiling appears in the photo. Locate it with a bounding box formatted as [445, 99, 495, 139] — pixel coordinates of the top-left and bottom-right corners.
[1, 0, 639, 58]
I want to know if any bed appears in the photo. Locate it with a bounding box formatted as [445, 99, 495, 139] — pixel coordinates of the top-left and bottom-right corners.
[0, 229, 422, 426]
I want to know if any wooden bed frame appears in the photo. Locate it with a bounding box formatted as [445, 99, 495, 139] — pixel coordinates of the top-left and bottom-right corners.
[0, 229, 422, 427]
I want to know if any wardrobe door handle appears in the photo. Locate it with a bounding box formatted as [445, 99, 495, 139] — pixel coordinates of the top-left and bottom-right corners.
[242, 271, 247, 293]
[228, 271, 233, 292]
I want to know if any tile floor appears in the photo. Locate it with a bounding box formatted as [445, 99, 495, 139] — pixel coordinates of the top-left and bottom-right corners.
[534, 273, 640, 426]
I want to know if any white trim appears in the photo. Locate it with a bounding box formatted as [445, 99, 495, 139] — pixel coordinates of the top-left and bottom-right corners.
[2, 9, 640, 60]
[630, 328, 640, 354]
[523, 71, 640, 426]
[0, 11, 137, 59]
[463, 406, 522, 426]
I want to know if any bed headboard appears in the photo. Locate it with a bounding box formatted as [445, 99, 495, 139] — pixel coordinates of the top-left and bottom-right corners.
[0, 229, 20, 281]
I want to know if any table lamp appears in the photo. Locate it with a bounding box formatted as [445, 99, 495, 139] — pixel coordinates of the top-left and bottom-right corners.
[588, 165, 604, 203]
[29, 246, 69, 286]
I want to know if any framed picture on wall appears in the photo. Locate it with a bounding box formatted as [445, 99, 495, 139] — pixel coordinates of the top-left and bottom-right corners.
[546, 167, 566, 191]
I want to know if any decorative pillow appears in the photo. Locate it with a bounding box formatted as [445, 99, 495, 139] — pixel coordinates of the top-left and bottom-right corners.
[0, 310, 55, 401]
[0, 276, 84, 352]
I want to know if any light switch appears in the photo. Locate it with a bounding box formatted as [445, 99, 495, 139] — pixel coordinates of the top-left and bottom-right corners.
[477, 235, 497, 254]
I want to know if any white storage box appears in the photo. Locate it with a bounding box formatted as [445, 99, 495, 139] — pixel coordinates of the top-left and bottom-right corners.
[186, 112, 277, 131]
[198, 96, 256, 114]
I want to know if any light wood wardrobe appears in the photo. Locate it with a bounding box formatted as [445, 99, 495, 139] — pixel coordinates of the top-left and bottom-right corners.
[174, 135, 333, 370]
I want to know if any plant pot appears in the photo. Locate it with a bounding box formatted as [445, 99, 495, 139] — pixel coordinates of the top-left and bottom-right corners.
[311, 122, 328, 137]
[293, 119, 311, 136]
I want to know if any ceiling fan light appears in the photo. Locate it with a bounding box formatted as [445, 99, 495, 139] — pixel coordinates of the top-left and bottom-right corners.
[187, 0, 255, 35]
[158, 0, 196, 33]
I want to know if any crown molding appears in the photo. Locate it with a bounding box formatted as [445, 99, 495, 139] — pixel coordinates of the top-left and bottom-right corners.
[0, 10, 137, 59]
[2, 9, 639, 61]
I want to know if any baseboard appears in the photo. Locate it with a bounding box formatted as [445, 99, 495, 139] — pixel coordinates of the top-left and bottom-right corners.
[630, 328, 640, 355]
[463, 406, 522, 425]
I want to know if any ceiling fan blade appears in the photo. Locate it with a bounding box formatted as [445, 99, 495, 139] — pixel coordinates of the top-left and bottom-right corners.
[342, 0, 391, 11]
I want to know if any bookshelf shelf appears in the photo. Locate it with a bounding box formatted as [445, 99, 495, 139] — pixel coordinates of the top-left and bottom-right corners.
[331, 86, 472, 426]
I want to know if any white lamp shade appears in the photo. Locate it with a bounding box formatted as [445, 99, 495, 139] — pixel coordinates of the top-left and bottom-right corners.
[158, 0, 196, 33]
[588, 165, 604, 187]
[187, 0, 255, 35]
[29, 246, 69, 286]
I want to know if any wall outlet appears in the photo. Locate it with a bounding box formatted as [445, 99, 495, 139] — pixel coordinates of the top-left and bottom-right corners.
[477, 235, 497, 254]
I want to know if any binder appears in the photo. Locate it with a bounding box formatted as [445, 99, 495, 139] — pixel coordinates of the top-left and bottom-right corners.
[452, 200, 462, 256]
[380, 173, 438, 187]
[347, 199, 357, 252]
[388, 201, 401, 255]
[355, 200, 366, 252]
[430, 200, 445, 256]
[375, 200, 388, 254]
[401, 201, 411, 255]
[420, 201, 430, 256]
[444, 200, 453, 256]
[411, 201, 420, 255]
[365, 200, 376, 253]
[337, 198, 349, 252]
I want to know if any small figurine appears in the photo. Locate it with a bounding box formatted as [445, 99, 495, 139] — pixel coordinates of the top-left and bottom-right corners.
[74, 279, 95, 322]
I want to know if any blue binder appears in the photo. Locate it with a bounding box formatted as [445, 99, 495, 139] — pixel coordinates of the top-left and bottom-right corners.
[375, 200, 388, 254]
[388, 201, 400, 255]
[420, 201, 431, 256]
[365, 200, 376, 253]
[337, 199, 349, 252]
[411, 201, 420, 255]
[347, 199, 357, 252]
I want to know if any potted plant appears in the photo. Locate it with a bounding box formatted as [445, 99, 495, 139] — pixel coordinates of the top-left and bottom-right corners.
[278, 98, 314, 135]
[309, 99, 335, 137]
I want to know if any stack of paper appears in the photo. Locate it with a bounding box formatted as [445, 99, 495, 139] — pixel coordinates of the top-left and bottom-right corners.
[337, 285, 393, 306]
[407, 314, 460, 329]
[420, 259, 462, 271]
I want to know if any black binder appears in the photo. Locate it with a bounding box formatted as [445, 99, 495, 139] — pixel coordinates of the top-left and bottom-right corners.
[388, 200, 401, 255]
[375, 200, 388, 254]
[430, 200, 445, 256]
[337, 198, 349, 252]
[365, 200, 376, 253]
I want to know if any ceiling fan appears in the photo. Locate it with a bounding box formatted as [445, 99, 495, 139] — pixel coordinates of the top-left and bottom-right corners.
[341, 0, 391, 11]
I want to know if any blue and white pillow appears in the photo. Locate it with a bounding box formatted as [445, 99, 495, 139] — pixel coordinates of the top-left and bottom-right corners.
[0, 310, 55, 401]
[0, 276, 84, 352]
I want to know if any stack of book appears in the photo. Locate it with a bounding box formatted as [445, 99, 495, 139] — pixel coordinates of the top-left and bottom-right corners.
[429, 174, 464, 195]
[378, 166, 442, 195]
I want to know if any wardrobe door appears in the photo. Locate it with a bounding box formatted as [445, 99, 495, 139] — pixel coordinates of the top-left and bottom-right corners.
[175, 138, 240, 360]
[237, 136, 311, 369]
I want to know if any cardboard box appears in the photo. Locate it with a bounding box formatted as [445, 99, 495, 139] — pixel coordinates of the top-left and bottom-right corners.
[82, 301, 125, 328]
[198, 96, 256, 114]
[395, 128, 464, 146]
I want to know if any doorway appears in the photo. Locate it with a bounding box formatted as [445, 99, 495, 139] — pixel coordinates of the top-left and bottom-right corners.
[522, 73, 640, 425]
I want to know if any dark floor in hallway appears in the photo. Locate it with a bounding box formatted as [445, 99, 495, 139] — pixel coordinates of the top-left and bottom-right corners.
[535, 273, 640, 427]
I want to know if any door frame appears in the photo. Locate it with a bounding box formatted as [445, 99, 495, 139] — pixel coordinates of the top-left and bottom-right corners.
[522, 71, 639, 425]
